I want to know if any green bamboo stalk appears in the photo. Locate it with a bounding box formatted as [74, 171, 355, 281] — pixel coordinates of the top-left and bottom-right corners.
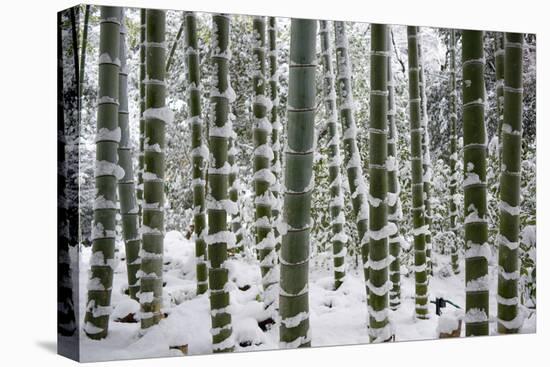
[334, 21, 370, 300]
[228, 131, 243, 253]
[207, 14, 235, 353]
[252, 16, 278, 316]
[140, 9, 168, 332]
[387, 28, 402, 310]
[184, 12, 209, 295]
[137, 9, 146, 223]
[449, 29, 460, 274]
[319, 20, 347, 290]
[406, 26, 429, 320]
[166, 17, 185, 73]
[279, 18, 317, 349]
[462, 30, 489, 336]
[268, 17, 283, 252]
[495, 33, 505, 151]
[497, 32, 523, 334]
[368, 24, 392, 342]
[84, 6, 121, 340]
[117, 9, 141, 301]
[79, 4, 90, 97]
[417, 28, 433, 275]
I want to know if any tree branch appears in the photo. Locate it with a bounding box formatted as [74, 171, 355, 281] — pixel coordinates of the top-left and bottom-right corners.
[391, 29, 406, 75]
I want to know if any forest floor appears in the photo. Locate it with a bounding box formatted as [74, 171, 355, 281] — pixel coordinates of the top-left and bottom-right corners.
[78, 230, 536, 362]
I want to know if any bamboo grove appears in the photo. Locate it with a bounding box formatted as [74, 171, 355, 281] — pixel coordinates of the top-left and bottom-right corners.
[72, 5, 535, 352]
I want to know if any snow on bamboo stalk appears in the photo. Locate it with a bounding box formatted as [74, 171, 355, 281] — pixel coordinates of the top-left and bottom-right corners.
[140, 9, 169, 332]
[184, 12, 209, 295]
[252, 16, 278, 316]
[84, 6, 122, 339]
[495, 33, 505, 156]
[319, 20, 347, 290]
[497, 33, 524, 334]
[268, 17, 283, 251]
[417, 28, 433, 275]
[449, 29, 460, 274]
[368, 24, 392, 342]
[117, 10, 141, 301]
[207, 14, 235, 353]
[462, 30, 489, 336]
[334, 21, 370, 299]
[406, 26, 429, 320]
[137, 9, 145, 223]
[279, 19, 317, 349]
[387, 28, 403, 310]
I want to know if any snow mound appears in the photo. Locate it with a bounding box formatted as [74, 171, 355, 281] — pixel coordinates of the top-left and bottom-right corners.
[112, 299, 140, 321]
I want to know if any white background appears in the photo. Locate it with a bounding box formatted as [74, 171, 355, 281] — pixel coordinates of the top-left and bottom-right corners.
[0, 0, 545, 365]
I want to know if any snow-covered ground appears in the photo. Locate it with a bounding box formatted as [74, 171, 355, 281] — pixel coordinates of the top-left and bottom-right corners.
[78, 231, 536, 362]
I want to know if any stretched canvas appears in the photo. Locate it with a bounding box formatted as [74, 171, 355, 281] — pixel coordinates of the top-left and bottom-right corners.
[57, 4, 537, 362]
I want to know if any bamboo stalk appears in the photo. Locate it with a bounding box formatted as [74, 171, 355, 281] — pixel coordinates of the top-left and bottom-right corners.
[278, 18, 317, 349]
[334, 21, 370, 302]
[252, 16, 278, 316]
[497, 32, 523, 334]
[137, 9, 146, 224]
[207, 14, 235, 353]
[84, 6, 121, 339]
[449, 29, 460, 274]
[406, 26, 429, 320]
[268, 17, 283, 254]
[140, 8, 168, 332]
[117, 10, 141, 301]
[495, 33, 505, 158]
[462, 30, 489, 336]
[387, 27, 403, 310]
[319, 20, 347, 290]
[417, 28, 433, 275]
[368, 24, 392, 342]
[184, 12, 209, 295]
